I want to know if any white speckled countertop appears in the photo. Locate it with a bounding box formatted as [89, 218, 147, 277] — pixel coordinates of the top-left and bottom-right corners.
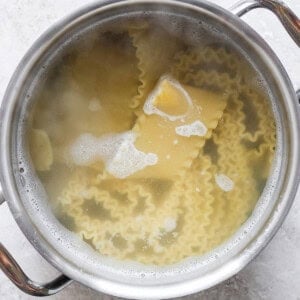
[0, 1, 299, 299]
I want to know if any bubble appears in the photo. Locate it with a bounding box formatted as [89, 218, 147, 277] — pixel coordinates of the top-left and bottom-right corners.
[163, 217, 177, 232]
[70, 131, 158, 179]
[175, 120, 207, 137]
[215, 174, 234, 192]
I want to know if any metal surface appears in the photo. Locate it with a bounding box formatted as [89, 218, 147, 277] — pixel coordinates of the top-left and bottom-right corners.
[0, 243, 71, 296]
[0, 0, 299, 299]
[230, 0, 300, 46]
[0, 185, 5, 206]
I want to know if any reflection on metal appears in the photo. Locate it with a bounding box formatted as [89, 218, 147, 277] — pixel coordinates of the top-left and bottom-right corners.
[230, 0, 300, 46]
[0, 243, 72, 296]
[0, 184, 5, 205]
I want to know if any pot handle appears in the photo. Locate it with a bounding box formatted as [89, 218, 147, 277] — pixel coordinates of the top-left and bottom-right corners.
[230, 0, 300, 47]
[0, 198, 72, 296]
[0, 243, 72, 296]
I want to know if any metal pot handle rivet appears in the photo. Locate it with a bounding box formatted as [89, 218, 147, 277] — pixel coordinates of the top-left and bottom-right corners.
[230, 0, 300, 47]
[0, 193, 72, 295]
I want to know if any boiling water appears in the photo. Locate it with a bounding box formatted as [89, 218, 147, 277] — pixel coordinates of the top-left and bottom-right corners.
[22, 14, 276, 267]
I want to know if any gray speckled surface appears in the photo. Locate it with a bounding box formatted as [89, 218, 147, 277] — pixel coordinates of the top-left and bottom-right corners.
[0, 1, 299, 299]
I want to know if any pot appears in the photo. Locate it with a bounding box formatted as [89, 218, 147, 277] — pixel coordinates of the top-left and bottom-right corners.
[0, 0, 299, 299]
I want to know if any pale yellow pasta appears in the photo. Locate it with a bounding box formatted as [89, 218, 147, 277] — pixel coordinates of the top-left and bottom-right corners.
[57, 156, 215, 265]
[172, 46, 275, 246]
[171, 45, 251, 85]
[29, 129, 53, 171]
[212, 96, 258, 242]
[129, 23, 183, 111]
[131, 77, 226, 179]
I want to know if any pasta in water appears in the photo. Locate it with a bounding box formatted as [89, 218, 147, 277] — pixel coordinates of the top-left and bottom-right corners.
[29, 129, 53, 171]
[28, 18, 276, 265]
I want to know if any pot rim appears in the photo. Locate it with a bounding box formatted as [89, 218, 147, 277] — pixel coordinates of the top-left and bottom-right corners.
[1, 0, 299, 298]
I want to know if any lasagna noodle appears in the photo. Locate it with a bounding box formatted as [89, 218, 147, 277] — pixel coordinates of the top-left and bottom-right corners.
[58, 154, 215, 265]
[170, 46, 275, 246]
[29, 129, 53, 171]
[32, 31, 140, 164]
[129, 24, 183, 111]
[211, 92, 259, 243]
[171, 45, 245, 85]
[130, 77, 227, 179]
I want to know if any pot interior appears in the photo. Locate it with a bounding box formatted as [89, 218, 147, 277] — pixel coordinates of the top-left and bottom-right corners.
[5, 0, 295, 295]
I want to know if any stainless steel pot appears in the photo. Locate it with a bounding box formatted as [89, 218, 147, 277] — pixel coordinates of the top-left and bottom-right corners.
[0, 0, 299, 299]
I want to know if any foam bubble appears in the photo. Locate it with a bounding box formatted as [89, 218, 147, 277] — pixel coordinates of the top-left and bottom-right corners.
[69, 133, 99, 165]
[163, 217, 177, 232]
[105, 133, 158, 178]
[215, 174, 234, 192]
[70, 131, 158, 179]
[175, 120, 207, 137]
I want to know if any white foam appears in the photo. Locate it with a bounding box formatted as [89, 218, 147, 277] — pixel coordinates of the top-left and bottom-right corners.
[175, 120, 207, 137]
[215, 174, 234, 192]
[69, 133, 99, 165]
[105, 132, 158, 179]
[143, 75, 192, 121]
[70, 131, 158, 179]
[163, 217, 177, 232]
